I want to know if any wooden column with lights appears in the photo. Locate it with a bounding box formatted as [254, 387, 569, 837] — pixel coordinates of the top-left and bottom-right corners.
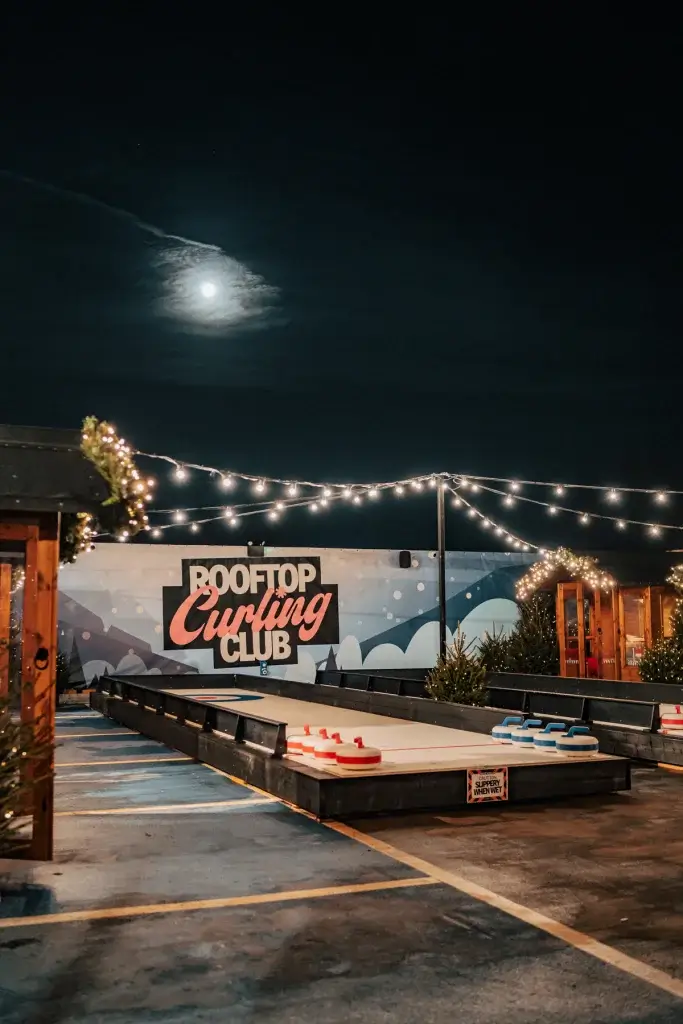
[0, 562, 11, 698]
[556, 582, 568, 676]
[1, 517, 59, 860]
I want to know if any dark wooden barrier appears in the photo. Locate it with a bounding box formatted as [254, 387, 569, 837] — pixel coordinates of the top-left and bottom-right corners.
[96, 675, 288, 757]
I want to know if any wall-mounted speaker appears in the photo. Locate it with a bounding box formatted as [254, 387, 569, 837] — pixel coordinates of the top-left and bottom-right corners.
[399, 550, 412, 569]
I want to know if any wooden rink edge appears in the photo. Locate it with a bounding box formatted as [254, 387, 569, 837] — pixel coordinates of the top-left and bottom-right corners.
[91, 691, 631, 818]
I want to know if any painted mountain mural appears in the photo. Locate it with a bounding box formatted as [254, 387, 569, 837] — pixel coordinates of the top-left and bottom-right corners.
[58, 545, 535, 684]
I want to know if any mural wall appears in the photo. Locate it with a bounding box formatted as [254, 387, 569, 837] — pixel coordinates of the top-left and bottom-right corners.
[58, 544, 536, 685]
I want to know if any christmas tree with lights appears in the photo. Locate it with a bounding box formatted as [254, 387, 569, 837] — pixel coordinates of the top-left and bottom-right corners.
[640, 568, 683, 685]
[0, 695, 52, 856]
[506, 593, 560, 676]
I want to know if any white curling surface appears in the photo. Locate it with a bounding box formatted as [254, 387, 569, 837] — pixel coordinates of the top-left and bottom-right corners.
[167, 687, 614, 778]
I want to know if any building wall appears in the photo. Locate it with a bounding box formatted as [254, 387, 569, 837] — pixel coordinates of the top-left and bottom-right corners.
[58, 544, 535, 685]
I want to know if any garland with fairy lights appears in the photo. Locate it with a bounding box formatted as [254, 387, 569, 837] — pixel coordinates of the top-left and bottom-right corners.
[59, 417, 154, 562]
[515, 547, 615, 601]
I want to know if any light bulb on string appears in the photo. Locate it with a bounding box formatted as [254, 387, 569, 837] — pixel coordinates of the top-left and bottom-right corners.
[173, 510, 186, 523]
[352, 494, 362, 505]
[467, 508, 476, 518]
[509, 481, 520, 492]
[554, 485, 565, 496]
[268, 510, 279, 520]
[394, 485, 404, 496]
[428, 477, 437, 488]
[579, 513, 590, 525]
[253, 480, 266, 495]
[173, 465, 188, 482]
[190, 522, 200, 533]
[616, 520, 627, 530]
[481, 519, 491, 528]
[320, 497, 329, 507]
[322, 487, 332, 498]
[287, 483, 299, 497]
[368, 488, 379, 499]
[470, 483, 480, 493]
[548, 505, 558, 515]
[411, 480, 423, 491]
[223, 507, 233, 518]
[606, 489, 620, 503]
[228, 516, 239, 528]
[220, 475, 234, 490]
[648, 524, 661, 537]
[275, 501, 284, 511]
[452, 497, 462, 507]
[503, 495, 515, 507]
[310, 503, 319, 513]
[342, 487, 353, 500]
[151, 528, 162, 538]
[654, 491, 668, 504]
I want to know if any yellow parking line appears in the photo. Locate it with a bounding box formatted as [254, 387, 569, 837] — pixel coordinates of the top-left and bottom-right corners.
[57, 757, 191, 767]
[202, 761, 683, 1002]
[0, 876, 436, 930]
[55, 797, 273, 816]
[55, 731, 133, 739]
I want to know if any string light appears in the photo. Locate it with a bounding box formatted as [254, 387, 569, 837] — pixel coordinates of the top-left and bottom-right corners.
[606, 489, 620, 503]
[173, 465, 188, 482]
[139, 449, 682, 509]
[446, 486, 535, 552]
[220, 475, 234, 489]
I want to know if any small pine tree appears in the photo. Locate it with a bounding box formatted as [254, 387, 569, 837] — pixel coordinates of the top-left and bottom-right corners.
[426, 627, 488, 706]
[506, 593, 560, 676]
[0, 696, 53, 857]
[478, 626, 511, 672]
[640, 595, 683, 685]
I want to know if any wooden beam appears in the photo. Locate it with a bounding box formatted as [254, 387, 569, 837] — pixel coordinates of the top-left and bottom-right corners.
[0, 563, 11, 698]
[593, 587, 602, 675]
[556, 583, 567, 676]
[576, 582, 586, 678]
[29, 517, 60, 861]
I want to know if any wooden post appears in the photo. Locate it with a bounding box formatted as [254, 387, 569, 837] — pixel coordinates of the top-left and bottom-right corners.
[576, 582, 586, 678]
[594, 588, 602, 673]
[30, 516, 60, 861]
[556, 583, 567, 676]
[0, 563, 11, 698]
[611, 588, 621, 680]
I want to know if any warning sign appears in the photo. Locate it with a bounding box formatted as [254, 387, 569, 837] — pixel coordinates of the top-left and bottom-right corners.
[467, 767, 508, 804]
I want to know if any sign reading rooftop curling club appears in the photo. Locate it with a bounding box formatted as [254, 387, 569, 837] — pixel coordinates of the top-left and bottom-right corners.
[162, 556, 339, 667]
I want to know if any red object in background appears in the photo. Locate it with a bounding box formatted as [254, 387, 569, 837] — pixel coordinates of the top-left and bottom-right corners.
[586, 654, 600, 678]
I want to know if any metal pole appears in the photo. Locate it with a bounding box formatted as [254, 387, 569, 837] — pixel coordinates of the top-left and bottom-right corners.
[437, 483, 447, 658]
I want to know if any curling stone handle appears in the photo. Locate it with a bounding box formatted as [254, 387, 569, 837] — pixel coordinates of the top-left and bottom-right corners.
[523, 719, 543, 728]
[501, 716, 523, 727]
[542, 723, 566, 733]
[567, 726, 590, 737]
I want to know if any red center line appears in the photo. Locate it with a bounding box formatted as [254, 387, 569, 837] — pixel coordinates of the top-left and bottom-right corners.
[380, 742, 496, 752]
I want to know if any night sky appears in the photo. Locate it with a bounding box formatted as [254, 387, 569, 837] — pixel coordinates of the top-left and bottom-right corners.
[2, 10, 682, 551]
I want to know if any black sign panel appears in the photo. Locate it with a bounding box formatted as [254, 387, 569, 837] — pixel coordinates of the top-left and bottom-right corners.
[162, 555, 339, 668]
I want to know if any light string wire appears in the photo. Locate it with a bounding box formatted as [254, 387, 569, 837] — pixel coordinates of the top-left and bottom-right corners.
[141, 477, 681, 540]
[470, 481, 676, 535]
[136, 449, 679, 500]
[446, 486, 537, 552]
